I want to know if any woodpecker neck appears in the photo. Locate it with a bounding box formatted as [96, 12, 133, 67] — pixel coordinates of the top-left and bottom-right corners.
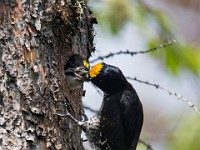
[91, 63, 128, 94]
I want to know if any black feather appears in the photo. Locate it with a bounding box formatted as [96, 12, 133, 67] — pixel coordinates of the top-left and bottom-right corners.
[90, 63, 143, 150]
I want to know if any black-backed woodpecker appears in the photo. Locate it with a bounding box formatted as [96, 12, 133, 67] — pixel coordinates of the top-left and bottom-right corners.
[64, 55, 102, 149]
[87, 62, 143, 150]
[64, 54, 89, 91]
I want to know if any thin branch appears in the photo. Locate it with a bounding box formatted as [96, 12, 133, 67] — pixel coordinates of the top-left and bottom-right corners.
[92, 84, 103, 96]
[139, 139, 154, 150]
[83, 104, 99, 114]
[54, 97, 83, 126]
[90, 39, 176, 63]
[127, 76, 200, 113]
[82, 85, 102, 114]
[53, 112, 80, 125]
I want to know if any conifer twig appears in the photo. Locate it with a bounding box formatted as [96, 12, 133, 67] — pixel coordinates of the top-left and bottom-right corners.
[127, 76, 200, 113]
[139, 139, 154, 150]
[83, 104, 98, 114]
[90, 39, 176, 63]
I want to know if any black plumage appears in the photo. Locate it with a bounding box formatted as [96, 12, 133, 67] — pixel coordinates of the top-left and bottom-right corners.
[90, 63, 143, 150]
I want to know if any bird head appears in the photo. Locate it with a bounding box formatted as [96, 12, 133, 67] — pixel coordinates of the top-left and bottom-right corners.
[88, 63, 127, 94]
[64, 55, 90, 90]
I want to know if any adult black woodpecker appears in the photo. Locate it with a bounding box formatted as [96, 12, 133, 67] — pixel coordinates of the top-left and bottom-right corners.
[88, 62, 144, 150]
[64, 54, 90, 91]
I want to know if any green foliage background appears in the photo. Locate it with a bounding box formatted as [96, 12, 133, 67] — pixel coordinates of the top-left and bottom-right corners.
[90, 0, 200, 150]
[169, 114, 200, 150]
[91, 0, 200, 75]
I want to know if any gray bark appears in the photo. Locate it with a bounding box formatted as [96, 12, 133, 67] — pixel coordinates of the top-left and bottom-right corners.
[0, 0, 94, 149]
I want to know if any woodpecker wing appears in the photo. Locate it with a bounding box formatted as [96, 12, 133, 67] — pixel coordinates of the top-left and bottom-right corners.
[100, 92, 129, 150]
[120, 83, 143, 149]
[100, 83, 143, 150]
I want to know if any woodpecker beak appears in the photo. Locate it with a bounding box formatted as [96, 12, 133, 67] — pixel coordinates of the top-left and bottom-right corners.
[74, 66, 89, 81]
[65, 66, 89, 81]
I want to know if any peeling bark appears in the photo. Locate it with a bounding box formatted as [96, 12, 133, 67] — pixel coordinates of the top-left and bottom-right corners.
[0, 0, 95, 149]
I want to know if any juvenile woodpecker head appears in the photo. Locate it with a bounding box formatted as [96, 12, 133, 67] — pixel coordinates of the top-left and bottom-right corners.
[64, 55, 90, 91]
[88, 63, 127, 94]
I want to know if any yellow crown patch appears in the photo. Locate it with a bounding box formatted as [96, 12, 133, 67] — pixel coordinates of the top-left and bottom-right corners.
[89, 63, 104, 78]
[83, 60, 90, 69]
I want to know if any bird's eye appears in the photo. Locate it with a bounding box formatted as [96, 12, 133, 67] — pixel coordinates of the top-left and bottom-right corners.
[77, 68, 85, 73]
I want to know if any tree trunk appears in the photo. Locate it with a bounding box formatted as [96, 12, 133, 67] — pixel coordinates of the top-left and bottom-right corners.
[0, 0, 95, 149]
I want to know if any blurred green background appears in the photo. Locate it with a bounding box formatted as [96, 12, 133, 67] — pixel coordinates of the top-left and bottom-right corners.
[83, 0, 200, 150]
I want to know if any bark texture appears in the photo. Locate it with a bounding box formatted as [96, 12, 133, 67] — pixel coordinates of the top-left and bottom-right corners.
[0, 0, 95, 149]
